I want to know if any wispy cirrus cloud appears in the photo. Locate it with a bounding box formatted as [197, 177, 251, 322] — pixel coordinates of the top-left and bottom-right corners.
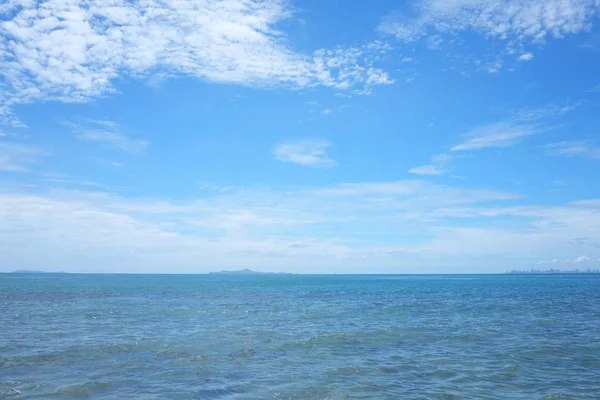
[0, 130, 22, 138]
[312, 180, 516, 204]
[62, 118, 148, 153]
[78, 131, 148, 154]
[0, 0, 393, 125]
[451, 121, 545, 151]
[409, 165, 446, 175]
[409, 154, 452, 175]
[90, 157, 123, 168]
[451, 104, 573, 152]
[273, 140, 335, 167]
[544, 141, 600, 160]
[79, 119, 120, 130]
[409, 105, 573, 176]
[0, 141, 44, 172]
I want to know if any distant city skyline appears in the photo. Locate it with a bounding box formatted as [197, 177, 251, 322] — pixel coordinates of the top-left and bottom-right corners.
[507, 269, 600, 274]
[1, 0, 600, 273]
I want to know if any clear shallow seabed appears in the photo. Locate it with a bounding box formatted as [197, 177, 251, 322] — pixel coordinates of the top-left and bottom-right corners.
[1, 274, 600, 399]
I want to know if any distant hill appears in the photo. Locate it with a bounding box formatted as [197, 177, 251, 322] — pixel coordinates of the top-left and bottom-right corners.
[209, 269, 293, 275]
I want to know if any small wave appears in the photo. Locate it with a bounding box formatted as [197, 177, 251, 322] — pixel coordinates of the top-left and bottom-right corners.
[50, 381, 112, 397]
[541, 394, 577, 400]
[0, 387, 20, 398]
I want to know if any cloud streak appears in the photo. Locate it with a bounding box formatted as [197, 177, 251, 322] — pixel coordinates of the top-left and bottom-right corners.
[409, 154, 452, 175]
[451, 104, 573, 152]
[0, 141, 44, 172]
[63, 118, 148, 153]
[273, 140, 335, 167]
[411, 105, 573, 177]
[78, 131, 148, 153]
[90, 157, 123, 167]
[409, 165, 446, 175]
[451, 121, 545, 151]
[544, 141, 600, 160]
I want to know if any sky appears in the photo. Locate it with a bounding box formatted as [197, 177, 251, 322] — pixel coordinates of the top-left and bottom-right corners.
[1, 0, 600, 273]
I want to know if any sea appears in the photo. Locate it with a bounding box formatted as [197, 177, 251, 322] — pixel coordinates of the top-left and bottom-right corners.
[1, 273, 599, 399]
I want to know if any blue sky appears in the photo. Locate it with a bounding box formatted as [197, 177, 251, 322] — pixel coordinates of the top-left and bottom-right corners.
[1, 0, 600, 273]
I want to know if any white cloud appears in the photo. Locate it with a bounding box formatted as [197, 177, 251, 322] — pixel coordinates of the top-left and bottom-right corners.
[273, 140, 335, 167]
[365, 67, 395, 86]
[2, 178, 600, 272]
[572, 199, 600, 207]
[378, 0, 598, 74]
[518, 53, 534, 61]
[486, 60, 503, 74]
[409, 154, 452, 175]
[410, 105, 573, 180]
[544, 141, 600, 160]
[409, 165, 445, 175]
[451, 121, 545, 151]
[0, 0, 393, 125]
[0, 159, 24, 172]
[539, 255, 592, 264]
[44, 178, 102, 187]
[78, 131, 148, 153]
[312, 180, 516, 203]
[314, 181, 417, 197]
[432, 153, 452, 163]
[189, 209, 306, 230]
[537, 258, 560, 265]
[511, 104, 577, 120]
[0, 141, 43, 171]
[62, 118, 148, 153]
[0, 193, 354, 272]
[379, 0, 599, 44]
[0, 130, 21, 138]
[402, 57, 413, 62]
[90, 157, 123, 167]
[321, 108, 332, 115]
[451, 104, 573, 152]
[80, 118, 120, 129]
[573, 255, 590, 263]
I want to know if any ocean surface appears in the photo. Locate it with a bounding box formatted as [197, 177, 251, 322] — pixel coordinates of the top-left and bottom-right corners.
[1, 274, 600, 399]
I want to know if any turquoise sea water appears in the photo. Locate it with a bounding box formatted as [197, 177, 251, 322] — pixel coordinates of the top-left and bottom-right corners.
[1, 274, 600, 399]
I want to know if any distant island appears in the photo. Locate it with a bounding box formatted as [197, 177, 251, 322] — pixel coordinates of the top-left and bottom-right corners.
[209, 269, 293, 275]
[10, 270, 67, 274]
[507, 269, 600, 274]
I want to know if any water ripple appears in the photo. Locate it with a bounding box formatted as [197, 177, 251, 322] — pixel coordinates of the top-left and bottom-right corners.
[1, 274, 599, 399]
